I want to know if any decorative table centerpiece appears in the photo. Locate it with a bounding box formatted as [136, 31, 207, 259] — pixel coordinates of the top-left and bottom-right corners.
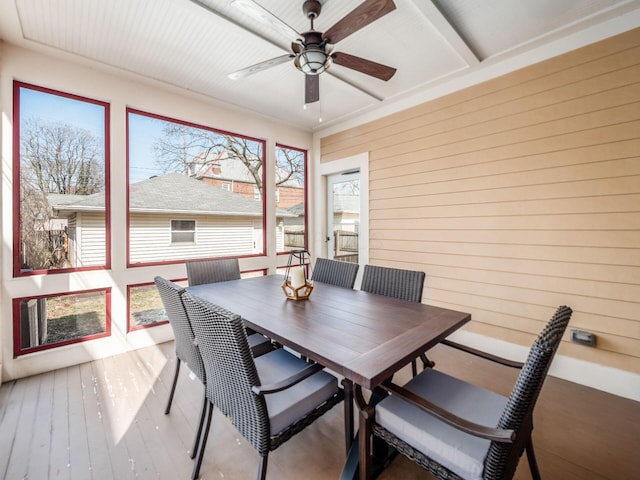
[282, 249, 314, 300]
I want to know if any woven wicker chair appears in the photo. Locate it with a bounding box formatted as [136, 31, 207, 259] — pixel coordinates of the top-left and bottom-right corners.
[182, 292, 346, 480]
[185, 257, 273, 354]
[360, 264, 431, 375]
[154, 277, 274, 459]
[311, 257, 359, 289]
[154, 276, 207, 459]
[186, 257, 242, 286]
[360, 305, 573, 480]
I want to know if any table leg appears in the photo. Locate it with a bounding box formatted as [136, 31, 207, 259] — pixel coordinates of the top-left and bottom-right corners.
[355, 385, 373, 480]
[342, 378, 354, 453]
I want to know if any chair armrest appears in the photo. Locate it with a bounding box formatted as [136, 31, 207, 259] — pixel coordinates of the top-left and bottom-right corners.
[379, 381, 515, 443]
[441, 339, 524, 369]
[252, 363, 325, 395]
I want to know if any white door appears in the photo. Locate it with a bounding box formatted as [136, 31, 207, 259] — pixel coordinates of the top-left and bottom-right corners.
[326, 171, 360, 264]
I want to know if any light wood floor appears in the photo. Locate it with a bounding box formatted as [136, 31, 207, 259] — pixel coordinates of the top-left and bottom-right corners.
[1, 341, 638, 480]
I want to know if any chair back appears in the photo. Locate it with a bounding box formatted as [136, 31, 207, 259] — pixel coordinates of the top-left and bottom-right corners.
[360, 265, 425, 303]
[311, 258, 359, 289]
[484, 305, 572, 479]
[154, 276, 205, 383]
[181, 291, 270, 455]
[186, 258, 241, 286]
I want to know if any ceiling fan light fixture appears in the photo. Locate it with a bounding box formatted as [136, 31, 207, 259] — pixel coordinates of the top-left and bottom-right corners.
[297, 47, 330, 75]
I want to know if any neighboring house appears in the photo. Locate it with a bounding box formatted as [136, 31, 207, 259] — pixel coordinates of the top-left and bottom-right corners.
[49, 173, 296, 265]
[47, 193, 107, 268]
[191, 152, 304, 208]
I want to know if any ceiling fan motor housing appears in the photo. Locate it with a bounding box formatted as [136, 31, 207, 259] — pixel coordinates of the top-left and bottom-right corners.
[302, 0, 322, 20]
[295, 27, 330, 75]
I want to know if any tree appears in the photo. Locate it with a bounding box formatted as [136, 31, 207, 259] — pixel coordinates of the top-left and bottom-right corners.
[275, 146, 305, 186]
[19, 118, 104, 270]
[152, 122, 304, 192]
[21, 118, 104, 195]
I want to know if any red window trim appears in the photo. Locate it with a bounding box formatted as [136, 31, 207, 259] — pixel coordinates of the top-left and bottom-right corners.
[275, 143, 308, 255]
[12, 81, 111, 277]
[13, 287, 112, 357]
[125, 107, 267, 268]
[126, 281, 176, 333]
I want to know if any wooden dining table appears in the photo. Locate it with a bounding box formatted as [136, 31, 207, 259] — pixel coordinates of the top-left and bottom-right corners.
[187, 274, 471, 479]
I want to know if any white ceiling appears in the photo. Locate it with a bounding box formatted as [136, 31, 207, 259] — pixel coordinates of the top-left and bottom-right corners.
[1, 0, 639, 132]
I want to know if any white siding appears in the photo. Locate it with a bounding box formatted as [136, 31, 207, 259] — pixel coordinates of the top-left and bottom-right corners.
[129, 214, 258, 263]
[76, 213, 107, 266]
[320, 29, 640, 375]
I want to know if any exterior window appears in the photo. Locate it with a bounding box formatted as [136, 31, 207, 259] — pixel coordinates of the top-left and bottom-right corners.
[13, 288, 111, 356]
[127, 109, 266, 266]
[171, 220, 196, 243]
[254, 186, 261, 201]
[14, 82, 110, 276]
[275, 145, 307, 253]
[128, 281, 185, 331]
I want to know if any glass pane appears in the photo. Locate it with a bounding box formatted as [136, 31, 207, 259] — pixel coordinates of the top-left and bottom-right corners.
[127, 110, 266, 264]
[128, 280, 187, 331]
[15, 289, 109, 355]
[16, 83, 108, 274]
[276, 146, 306, 253]
[171, 220, 195, 231]
[171, 231, 195, 243]
[329, 175, 359, 264]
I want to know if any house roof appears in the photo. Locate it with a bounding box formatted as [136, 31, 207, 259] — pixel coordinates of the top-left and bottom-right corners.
[49, 173, 295, 218]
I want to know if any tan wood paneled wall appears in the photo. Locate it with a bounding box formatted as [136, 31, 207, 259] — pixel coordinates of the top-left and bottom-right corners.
[320, 28, 640, 374]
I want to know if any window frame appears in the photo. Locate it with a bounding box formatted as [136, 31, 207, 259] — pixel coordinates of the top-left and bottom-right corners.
[127, 281, 175, 333]
[126, 107, 267, 267]
[170, 219, 196, 244]
[12, 287, 112, 357]
[12, 81, 111, 277]
[275, 143, 308, 255]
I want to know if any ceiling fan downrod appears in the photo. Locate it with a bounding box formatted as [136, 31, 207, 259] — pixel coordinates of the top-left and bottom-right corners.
[302, 0, 322, 28]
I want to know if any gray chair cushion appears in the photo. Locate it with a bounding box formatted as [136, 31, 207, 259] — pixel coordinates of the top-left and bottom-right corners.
[247, 332, 273, 356]
[255, 349, 339, 435]
[376, 368, 508, 480]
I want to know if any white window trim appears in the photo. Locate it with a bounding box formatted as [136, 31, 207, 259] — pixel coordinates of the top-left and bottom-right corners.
[170, 219, 196, 244]
[314, 152, 369, 288]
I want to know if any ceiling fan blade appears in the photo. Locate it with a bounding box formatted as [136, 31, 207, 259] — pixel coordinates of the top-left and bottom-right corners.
[331, 52, 396, 81]
[305, 75, 320, 104]
[228, 54, 293, 80]
[231, 0, 300, 41]
[323, 0, 396, 45]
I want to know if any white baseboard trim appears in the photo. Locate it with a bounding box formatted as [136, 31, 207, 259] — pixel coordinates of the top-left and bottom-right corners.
[446, 330, 640, 402]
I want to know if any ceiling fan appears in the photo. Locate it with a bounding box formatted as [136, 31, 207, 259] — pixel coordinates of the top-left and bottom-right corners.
[223, 0, 398, 104]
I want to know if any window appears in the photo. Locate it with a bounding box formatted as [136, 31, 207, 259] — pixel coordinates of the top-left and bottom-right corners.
[275, 145, 307, 253]
[253, 186, 261, 201]
[127, 109, 266, 265]
[13, 288, 111, 356]
[171, 219, 196, 243]
[14, 82, 110, 276]
[128, 281, 184, 332]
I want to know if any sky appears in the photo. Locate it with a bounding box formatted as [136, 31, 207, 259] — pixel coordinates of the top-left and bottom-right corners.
[21, 86, 168, 183]
[127, 113, 167, 183]
[20, 85, 303, 185]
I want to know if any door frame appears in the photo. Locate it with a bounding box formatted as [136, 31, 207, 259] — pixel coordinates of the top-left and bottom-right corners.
[314, 152, 369, 286]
